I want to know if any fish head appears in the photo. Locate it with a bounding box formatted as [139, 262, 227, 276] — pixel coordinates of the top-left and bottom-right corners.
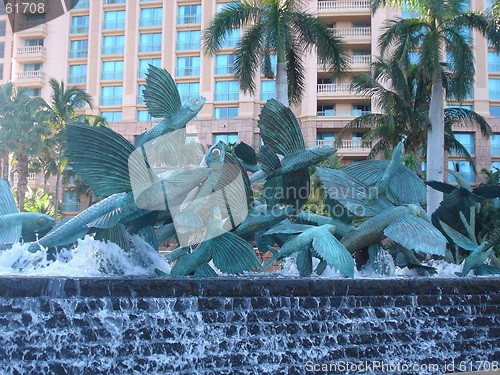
[203, 141, 225, 167]
[308, 145, 337, 161]
[185, 96, 206, 112]
[22, 213, 55, 233]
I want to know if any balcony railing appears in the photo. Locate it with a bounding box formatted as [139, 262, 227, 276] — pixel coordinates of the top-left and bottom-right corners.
[214, 92, 239, 101]
[489, 62, 500, 72]
[215, 65, 235, 74]
[70, 24, 89, 34]
[100, 96, 122, 106]
[176, 41, 200, 50]
[16, 45, 46, 58]
[103, 20, 125, 29]
[492, 145, 500, 155]
[15, 21, 47, 33]
[317, 82, 352, 94]
[351, 55, 371, 65]
[69, 49, 88, 59]
[176, 67, 200, 76]
[490, 89, 500, 100]
[178, 14, 201, 24]
[139, 43, 161, 53]
[329, 27, 371, 38]
[317, 110, 371, 117]
[140, 18, 162, 27]
[101, 71, 123, 80]
[317, 139, 372, 151]
[15, 70, 45, 82]
[68, 74, 87, 84]
[102, 45, 124, 55]
[104, 0, 126, 4]
[318, 0, 370, 10]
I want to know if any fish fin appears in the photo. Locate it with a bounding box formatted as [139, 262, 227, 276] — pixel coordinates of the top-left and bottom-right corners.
[312, 228, 354, 277]
[194, 263, 218, 277]
[174, 211, 203, 233]
[296, 248, 313, 277]
[395, 251, 408, 268]
[135, 128, 186, 161]
[234, 141, 258, 166]
[209, 232, 261, 274]
[264, 223, 315, 235]
[472, 264, 500, 276]
[0, 179, 17, 215]
[384, 214, 446, 256]
[255, 230, 276, 253]
[138, 226, 158, 251]
[258, 99, 305, 156]
[0, 223, 22, 245]
[388, 165, 427, 205]
[343, 160, 389, 185]
[324, 196, 353, 225]
[143, 65, 182, 118]
[260, 145, 281, 174]
[94, 224, 130, 252]
[66, 124, 138, 198]
[87, 208, 123, 229]
[281, 170, 310, 211]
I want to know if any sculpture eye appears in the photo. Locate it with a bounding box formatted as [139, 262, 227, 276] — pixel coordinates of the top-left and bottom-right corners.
[212, 148, 221, 158]
[37, 218, 47, 226]
[193, 99, 199, 104]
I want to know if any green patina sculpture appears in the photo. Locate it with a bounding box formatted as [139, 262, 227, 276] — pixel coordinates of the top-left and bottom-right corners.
[0, 178, 54, 245]
[16, 66, 498, 278]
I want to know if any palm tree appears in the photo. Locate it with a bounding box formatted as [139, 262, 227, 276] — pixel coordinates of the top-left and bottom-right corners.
[47, 79, 92, 219]
[203, 0, 348, 105]
[372, 0, 500, 214]
[0, 83, 51, 210]
[339, 57, 492, 177]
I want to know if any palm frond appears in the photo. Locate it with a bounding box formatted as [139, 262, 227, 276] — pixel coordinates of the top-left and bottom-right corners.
[234, 22, 265, 95]
[444, 108, 493, 138]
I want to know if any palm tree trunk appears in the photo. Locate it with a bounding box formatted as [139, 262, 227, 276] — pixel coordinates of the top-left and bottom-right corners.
[426, 72, 445, 214]
[413, 150, 423, 178]
[1, 154, 9, 182]
[53, 169, 61, 221]
[16, 154, 29, 212]
[276, 62, 289, 106]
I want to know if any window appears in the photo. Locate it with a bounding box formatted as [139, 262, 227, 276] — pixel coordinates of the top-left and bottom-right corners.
[100, 111, 122, 122]
[27, 14, 45, 22]
[213, 133, 238, 144]
[352, 132, 364, 140]
[260, 81, 275, 101]
[140, 8, 162, 27]
[0, 20, 6, 37]
[177, 31, 201, 51]
[103, 10, 126, 29]
[177, 56, 200, 76]
[138, 58, 161, 78]
[68, 64, 87, 84]
[139, 33, 162, 52]
[137, 84, 146, 104]
[447, 105, 473, 110]
[24, 63, 43, 71]
[448, 161, 474, 183]
[453, 132, 475, 155]
[70, 15, 89, 34]
[101, 86, 123, 106]
[488, 52, 500, 72]
[71, 0, 90, 9]
[101, 61, 124, 80]
[186, 135, 199, 143]
[137, 110, 159, 121]
[489, 79, 500, 100]
[177, 82, 199, 102]
[491, 106, 500, 117]
[214, 107, 239, 119]
[352, 104, 371, 116]
[492, 134, 500, 155]
[0, 42, 4, 58]
[102, 35, 125, 55]
[178, 5, 201, 24]
[24, 88, 41, 96]
[215, 81, 239, 101]
[25, 39, 44, 47]
[216, 2, 239, 13]
[62, 191, 81, 213]
[0, 2, 5, 14]
[69, 40, 88, 58]
[0, 63, 3, 80]
[104, 0, 126, 4]
[261, 54, 277, 75]
[221, 29, 240, 48]
[215, 54, 236, 74]
[317, 105, 335, 117]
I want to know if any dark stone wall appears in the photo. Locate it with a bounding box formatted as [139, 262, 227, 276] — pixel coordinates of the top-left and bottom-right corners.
[0, 277, 498, 375]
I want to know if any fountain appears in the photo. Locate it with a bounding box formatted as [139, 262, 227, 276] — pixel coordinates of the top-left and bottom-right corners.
[0, 66, 499, 374]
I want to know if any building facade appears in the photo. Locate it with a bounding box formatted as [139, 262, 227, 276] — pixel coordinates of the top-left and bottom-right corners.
[3, 0, 500, 213]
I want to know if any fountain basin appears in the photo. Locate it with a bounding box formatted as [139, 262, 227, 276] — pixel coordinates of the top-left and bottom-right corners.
[0, 277, 498, 374]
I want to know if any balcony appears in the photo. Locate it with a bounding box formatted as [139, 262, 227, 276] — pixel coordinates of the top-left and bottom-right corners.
[317, 139, 372, 155]
[176, 67, 200, 77]
[317, 82, 353, 96]
[15, 21, 48, 36]
[318, 0, 370, 11]
[15, 70, 46, 86]
[15, 45, 46, 62]
[329, 27, 371, 42]
[317, 110, 371, 117]
[351, 54, 371, 66]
